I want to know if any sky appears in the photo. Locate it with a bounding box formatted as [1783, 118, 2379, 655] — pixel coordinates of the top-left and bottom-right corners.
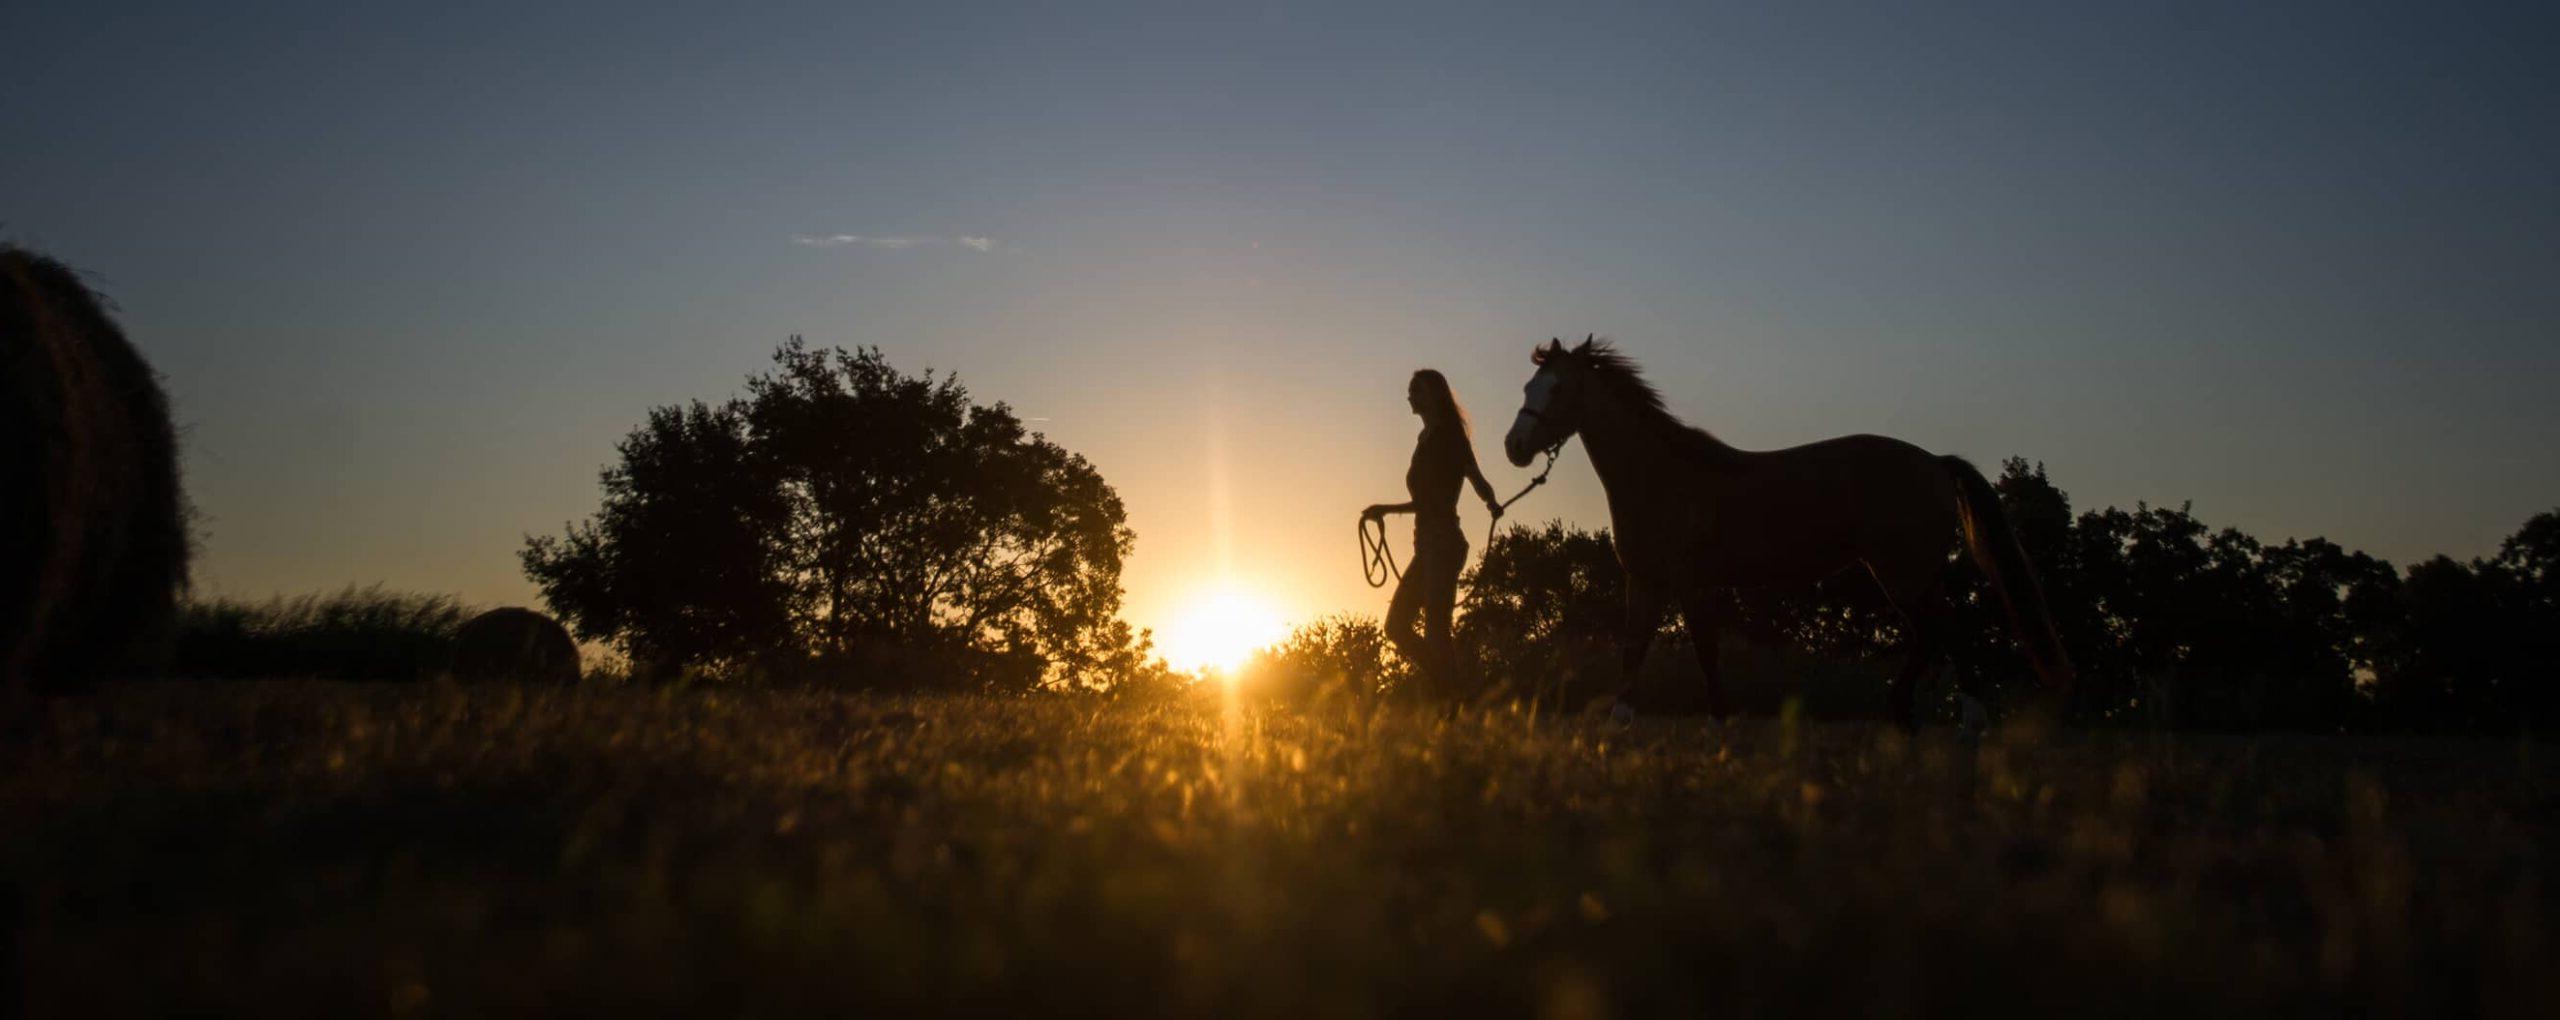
[7, 1, 2557, 661]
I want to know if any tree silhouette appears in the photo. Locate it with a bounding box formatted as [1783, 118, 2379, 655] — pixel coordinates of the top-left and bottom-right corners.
[1236, 614, 1403, 703]
[525, 339, 1135, 690]
[1456, 522, 1648, 703]
[2494, 512, 2560, 725]
[523, 400, 796, 673]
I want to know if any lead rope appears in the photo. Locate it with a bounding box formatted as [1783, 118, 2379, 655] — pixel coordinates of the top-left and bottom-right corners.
[1484, 443, 1566, 552]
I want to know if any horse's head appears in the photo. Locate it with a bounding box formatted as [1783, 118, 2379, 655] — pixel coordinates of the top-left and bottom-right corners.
[1504, 335, 1594, 466]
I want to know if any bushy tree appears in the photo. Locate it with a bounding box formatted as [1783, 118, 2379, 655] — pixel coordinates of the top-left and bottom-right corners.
[522, 400, 797, 673]
[1237, 614, 1402, 703]
[2490, 513, 2560, 726]
[1071, 617, 1185, 697]
[2364, 516, 2560, 732]
[525, 339, 1137, 690]
[1456, 522, 1650, 703]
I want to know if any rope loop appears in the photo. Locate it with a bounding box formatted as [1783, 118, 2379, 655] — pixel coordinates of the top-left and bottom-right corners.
[1360, 514, 1401, 588]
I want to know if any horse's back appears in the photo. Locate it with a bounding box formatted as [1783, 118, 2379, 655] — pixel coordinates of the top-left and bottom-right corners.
[1697, 433, 1959, 583]
[1750, 433, 1954, 507]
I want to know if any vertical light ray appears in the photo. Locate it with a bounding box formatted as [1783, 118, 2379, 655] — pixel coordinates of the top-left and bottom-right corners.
[1203, 383, 1235, 580]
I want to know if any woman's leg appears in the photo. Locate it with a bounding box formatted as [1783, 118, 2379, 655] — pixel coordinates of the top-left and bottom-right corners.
[1421, 532, 1466, 696]
[1384, 561, 1428, 682]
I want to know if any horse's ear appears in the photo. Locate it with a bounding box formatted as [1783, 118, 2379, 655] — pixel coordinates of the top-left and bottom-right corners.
[1535, 338, 1564, 364]
[1575, 334, 1596, 353]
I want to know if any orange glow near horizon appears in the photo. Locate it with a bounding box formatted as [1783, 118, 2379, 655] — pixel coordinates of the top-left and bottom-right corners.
[1158, 584, 1289, 674]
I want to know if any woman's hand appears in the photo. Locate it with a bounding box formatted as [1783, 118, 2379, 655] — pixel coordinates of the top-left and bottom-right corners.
[1361, 504, 1389, 523]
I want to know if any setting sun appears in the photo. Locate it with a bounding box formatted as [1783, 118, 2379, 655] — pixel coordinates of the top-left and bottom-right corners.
[1158, 586, 1289, 674]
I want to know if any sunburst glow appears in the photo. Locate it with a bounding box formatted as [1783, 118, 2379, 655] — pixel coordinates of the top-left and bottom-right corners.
[1160, 585, 1289, 674]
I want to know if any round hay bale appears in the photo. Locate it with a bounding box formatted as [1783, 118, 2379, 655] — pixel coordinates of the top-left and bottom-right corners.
[1, 244, 190, 703]
[449, 607, 582, 684]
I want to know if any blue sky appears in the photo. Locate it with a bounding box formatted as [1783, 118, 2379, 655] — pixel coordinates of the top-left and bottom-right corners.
[7, 1, 2556, 641]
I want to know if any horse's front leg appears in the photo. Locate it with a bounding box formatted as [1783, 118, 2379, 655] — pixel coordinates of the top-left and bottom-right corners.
[1678, 585, 1733, 717]
[1612, 576, 1665, 721]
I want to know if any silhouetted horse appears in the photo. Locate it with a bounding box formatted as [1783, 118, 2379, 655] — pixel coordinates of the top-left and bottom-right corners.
[1501, 338, 2072, 725]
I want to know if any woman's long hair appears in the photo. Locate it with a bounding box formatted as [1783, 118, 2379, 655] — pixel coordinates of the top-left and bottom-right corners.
[1411, 369, 1470, 438]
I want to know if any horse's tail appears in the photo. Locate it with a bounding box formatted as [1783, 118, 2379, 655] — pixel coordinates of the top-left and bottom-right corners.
[1941, 456, 2075, 698]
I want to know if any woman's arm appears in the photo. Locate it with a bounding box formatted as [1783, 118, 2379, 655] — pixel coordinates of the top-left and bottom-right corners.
[1461, 441, 1503, 515]
[1363, 501, 1417, 520]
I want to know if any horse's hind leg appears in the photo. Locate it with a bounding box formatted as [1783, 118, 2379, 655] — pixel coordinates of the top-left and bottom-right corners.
[1869, 561, 1948, 732]
[1677, 586, 1733, 717]
[1886, 603, 1948, 731]
[1612, 577, 1666, 715]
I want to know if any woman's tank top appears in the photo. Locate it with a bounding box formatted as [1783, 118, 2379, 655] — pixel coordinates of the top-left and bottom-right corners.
[1405, 426, 1467, 523]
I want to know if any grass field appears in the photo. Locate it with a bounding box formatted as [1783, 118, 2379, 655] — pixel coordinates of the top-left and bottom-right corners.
[4, 682, 2553, 1017]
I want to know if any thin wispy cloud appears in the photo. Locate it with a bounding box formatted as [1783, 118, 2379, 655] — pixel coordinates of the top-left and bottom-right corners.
[793, 233, 1006, 253]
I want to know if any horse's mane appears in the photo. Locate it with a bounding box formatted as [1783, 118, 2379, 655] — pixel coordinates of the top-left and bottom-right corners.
[1574, 341, 1744, 467]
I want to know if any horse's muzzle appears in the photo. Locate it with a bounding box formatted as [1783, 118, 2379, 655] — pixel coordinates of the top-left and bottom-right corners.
[1503, 412, 1539, 467]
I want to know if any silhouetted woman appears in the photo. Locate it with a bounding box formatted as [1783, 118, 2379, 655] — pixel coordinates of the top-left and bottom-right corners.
[1363, 369, 1502, 695]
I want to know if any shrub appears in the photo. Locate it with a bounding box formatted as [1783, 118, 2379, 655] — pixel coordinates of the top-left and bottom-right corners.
[1236, 615, 1404, 704]
[169, 586, 467, 681]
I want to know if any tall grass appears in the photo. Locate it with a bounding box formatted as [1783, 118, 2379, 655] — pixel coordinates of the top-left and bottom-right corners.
[5, 684, 2550, 1015]
[169, 586, 469, 681]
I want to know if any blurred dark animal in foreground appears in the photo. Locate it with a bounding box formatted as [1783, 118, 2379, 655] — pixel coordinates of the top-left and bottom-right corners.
[448, 607, 581, 684]
[0, 244, 189, 708]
